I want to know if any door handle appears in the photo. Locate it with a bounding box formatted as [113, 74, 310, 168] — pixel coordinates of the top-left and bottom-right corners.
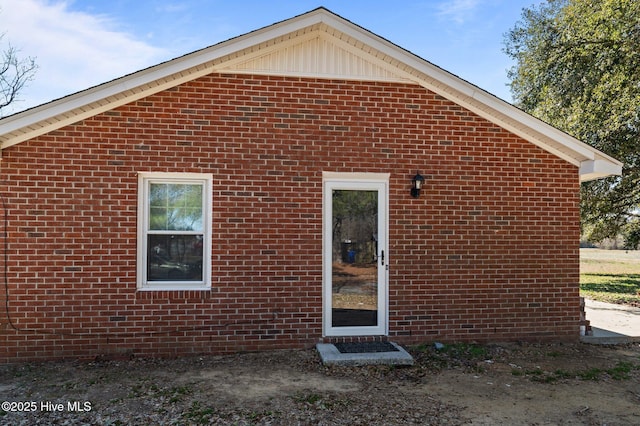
[380, 250, 384, 266]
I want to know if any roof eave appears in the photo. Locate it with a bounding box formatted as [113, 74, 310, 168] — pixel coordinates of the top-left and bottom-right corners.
[580, 158, 623, 182]
[0, 7, 624, 182]
[312, 12, 623, 180]
[0, 8, 334, 149]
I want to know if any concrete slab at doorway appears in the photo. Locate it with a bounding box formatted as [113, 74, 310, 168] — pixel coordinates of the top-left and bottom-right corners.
[316, 342, 414, 366]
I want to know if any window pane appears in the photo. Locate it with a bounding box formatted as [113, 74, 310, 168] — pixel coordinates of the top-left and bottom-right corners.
[149, 183, 203, 231]
[149, 184, 167, 207]
[147, 234, 203, 281]
[168, 184, 202, 207]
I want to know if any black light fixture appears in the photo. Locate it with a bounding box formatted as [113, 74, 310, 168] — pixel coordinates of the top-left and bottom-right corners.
[411, 171, 425, 198]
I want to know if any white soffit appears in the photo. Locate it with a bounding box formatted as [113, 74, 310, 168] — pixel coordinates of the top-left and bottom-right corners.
[0, 8, 623, 181]
[217, 23, 409, 82]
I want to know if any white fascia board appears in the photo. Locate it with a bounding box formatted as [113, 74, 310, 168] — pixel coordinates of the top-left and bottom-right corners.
[0, 7, 625, 181]
[579, 159, 623, 182]
[324, 15, 477, 97]
[0, 11, 330, 148]
[324, 11, 613, 168]
[373, 50, 600, 165]
[472, 94, 599, 161]
[0, 68, 212, 148]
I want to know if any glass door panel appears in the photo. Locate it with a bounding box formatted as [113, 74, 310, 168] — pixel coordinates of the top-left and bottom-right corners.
[331, 190, 379, 327]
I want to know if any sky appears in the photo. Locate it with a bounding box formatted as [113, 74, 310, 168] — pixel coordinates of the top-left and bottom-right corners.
[0, 0, 543, 116]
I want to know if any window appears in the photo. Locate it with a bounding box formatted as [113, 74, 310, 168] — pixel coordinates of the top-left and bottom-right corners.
[137, 172, 212, 290]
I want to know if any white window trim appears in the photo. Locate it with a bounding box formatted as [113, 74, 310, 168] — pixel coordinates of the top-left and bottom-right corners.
[137, 172, 213, 291]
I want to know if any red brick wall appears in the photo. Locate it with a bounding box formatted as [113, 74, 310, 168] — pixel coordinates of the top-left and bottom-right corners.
[0, 74, 580, 362]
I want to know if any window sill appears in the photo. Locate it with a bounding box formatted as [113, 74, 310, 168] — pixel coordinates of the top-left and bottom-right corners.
[137, 285, 212, 292]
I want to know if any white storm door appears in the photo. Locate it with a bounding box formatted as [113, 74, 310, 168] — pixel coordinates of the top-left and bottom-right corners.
[323, 174, 388, 337]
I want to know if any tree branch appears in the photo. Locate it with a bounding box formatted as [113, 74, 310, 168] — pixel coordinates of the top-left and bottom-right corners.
[0, 39, 38, 115]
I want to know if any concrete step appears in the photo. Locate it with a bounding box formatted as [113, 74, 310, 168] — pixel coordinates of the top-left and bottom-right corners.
[316, 342, 414, 366]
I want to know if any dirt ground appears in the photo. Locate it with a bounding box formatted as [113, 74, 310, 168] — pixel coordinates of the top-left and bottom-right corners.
[332, 263, 378, 310]
[1, 341, 639, 425]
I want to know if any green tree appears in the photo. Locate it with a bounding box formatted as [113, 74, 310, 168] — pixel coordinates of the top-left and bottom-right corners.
[332, 190, 378, 263]
[504, 0, 640, 248]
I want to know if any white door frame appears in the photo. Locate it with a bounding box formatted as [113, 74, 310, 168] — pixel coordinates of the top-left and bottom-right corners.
[322, 172, 389, 337]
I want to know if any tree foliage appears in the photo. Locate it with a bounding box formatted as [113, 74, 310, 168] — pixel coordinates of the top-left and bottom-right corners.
[0, 33, 37, 116]
[504, 0, 640, 248]
[332, 190, 378, 264]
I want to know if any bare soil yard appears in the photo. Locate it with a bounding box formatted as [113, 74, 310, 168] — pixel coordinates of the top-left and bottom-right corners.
[1, 249, 638, 425]
[2, 341, 639, 425]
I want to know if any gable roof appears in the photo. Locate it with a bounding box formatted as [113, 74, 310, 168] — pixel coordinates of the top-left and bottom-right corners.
[0, 7, 622, 181]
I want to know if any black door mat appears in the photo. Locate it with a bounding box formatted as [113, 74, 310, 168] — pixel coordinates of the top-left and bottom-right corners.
[334, 341, 400, 353]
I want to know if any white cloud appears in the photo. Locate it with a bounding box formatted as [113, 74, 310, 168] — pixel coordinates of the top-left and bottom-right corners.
[436, 0, 482, 24]
[0, 0, 169, 114]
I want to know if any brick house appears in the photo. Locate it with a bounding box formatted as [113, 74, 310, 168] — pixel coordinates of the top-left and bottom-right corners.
[0, 8, 621, 362]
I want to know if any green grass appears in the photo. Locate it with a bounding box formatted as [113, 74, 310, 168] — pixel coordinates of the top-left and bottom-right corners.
[294, 392, 323, 405]
[580, 250, 640, 306]
[577, 367, 602, 381]
[183, 401, 216, 424]
[580, 273, 640, 305]
[523, 362, 639, 383]
[412, 342, 492, 374]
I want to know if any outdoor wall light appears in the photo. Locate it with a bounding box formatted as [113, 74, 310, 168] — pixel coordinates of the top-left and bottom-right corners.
[411, 172, 425, 198]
